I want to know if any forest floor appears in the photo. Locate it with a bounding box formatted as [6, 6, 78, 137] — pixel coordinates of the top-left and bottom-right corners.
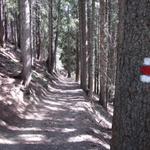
[0, 44, 113, 150]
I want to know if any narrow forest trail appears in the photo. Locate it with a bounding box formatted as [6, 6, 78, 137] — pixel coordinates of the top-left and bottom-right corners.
[0, 75, 112, 150]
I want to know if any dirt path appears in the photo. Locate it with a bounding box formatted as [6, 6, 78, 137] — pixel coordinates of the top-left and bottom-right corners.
[0, 77, 111, 150]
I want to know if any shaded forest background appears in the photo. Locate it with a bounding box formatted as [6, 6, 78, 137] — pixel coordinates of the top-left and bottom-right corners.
[0, 0, 118, 108]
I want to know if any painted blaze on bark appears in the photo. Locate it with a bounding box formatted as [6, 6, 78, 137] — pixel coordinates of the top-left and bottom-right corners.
[111, 0, 150, 150]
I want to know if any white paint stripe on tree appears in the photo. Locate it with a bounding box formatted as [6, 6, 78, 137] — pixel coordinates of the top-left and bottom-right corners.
[140, 75, 150, 83]
[143, 58, 150, 65]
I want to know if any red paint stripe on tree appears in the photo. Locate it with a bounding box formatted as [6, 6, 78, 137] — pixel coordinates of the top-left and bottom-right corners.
[140, 66, 150, 75]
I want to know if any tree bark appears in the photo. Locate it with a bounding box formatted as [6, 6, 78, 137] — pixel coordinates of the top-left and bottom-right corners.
[4, 1, 7, 42]
[111, 0, 150, 149]
[29, 0, 34, 65]
[10, 19, 15, 44]
[87, 0, 95, 98]
[47, 0, 54, 74]
[75, 31, 79, 82]
[78, 0, 87, 91]
[54, 0, 61, 70]
[20, 0, 32, 87]
[17, 0, 21, 48]
[99, 0, 108, 109]
[0, 0, 5, 47]
[106, 0, 118, 103]
[35, 1, 41, 60]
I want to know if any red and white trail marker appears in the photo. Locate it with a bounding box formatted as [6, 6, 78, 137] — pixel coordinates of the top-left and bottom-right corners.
[140, 58, 150, 83]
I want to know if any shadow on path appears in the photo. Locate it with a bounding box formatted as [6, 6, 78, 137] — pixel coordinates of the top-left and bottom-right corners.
[0, 57, 112, 150]
[0, 46, 111, 150]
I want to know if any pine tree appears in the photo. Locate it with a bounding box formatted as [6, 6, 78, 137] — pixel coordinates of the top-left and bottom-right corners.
[78, 0, 87, 91]
[111, 0, 150, 149]
[20, 0, 32, 87]
[0, 0, 5, 47]
[99, 0, 108, 108]
[47, 0, 54, 74]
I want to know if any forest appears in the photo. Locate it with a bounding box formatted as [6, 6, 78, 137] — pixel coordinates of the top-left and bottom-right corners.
[0, 0, 149, 150]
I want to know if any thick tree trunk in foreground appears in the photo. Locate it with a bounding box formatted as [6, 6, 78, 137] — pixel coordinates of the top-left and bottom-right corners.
[20, 0, 32, 87]
[111, 0, 150, 150]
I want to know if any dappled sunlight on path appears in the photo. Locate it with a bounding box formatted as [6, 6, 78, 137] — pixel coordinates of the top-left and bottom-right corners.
[0, 77, 111, 150]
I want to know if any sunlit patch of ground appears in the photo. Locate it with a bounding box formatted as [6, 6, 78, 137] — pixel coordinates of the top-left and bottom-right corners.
[68, 134, 110, 149]
[0, 44, 112, 150]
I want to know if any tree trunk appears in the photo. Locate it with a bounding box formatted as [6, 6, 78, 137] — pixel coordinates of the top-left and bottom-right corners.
[75, 31, 79, 82]
[0, 0, 5, 47]
[87, 0, 91, 90]
[4, 1, 7, 42]
[20, 0, 32, 87]
[94, 39, 98, 94]
[17, 0, 21, 48]
[67, 71, 71, 78]
[29, 0, 34, 65]
[78, 0, 87, 91]
[47, 0, 54, 74]
[99, 0, 108, 109]
[96, 15, 101, 95]
[32, 0, 37, 65]
[10, 20, 14, 43]
[54, 0, 61, 70]
[111, 0, 150, 150]
[35, 1, 41, 60]
[87, 0, 95, 98]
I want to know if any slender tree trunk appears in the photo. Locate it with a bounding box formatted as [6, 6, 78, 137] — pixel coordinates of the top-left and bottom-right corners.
[10, 19, 15, 44]
[87, 0, 95, 98]
[67, 71, 71, 78]
[106, 0, 116, 102]
[29, 0, 35, 66]
[32, 4, 36, 65]
[97, 52, 100, 95]
[94, 39, 98, 94]
[0, 0, 5, 47]
[78, 0, 87, 91]
[54, 30, 58, 69]
[97, 15, 101, 95]
[35, 1, 41, 60]
[111, 0, 150, 149]
[99, 0, 108, 109]
[4, 1, 7, 42]
[14, 18, 17, 48]
[75, 31, 79, 82]
[87, 0, 91, 89]
[16, 0, 21, 48]
[47, 0, 54, 74]
[54, 0, 61, 70]
[20, 0, 32, 87]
